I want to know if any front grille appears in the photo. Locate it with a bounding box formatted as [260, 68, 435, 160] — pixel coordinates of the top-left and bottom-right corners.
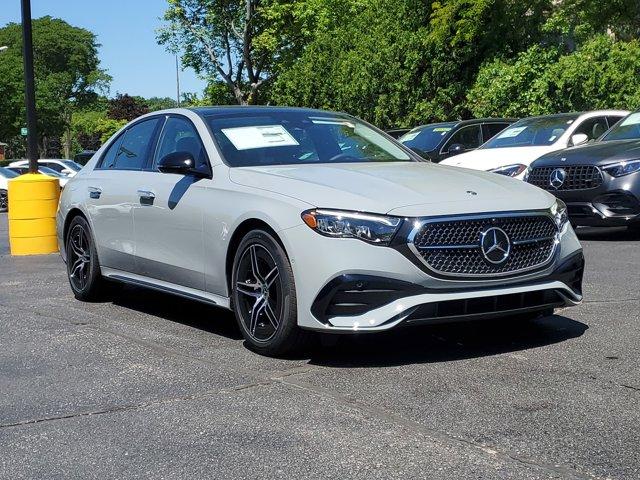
[411, 215, 558, 278]
[527, 165, 603, 191]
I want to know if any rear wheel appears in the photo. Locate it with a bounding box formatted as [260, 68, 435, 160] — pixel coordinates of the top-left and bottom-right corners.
[0, 189, 7, 212]
[231, 229, 311, 356]
[65, 216, 107, 301]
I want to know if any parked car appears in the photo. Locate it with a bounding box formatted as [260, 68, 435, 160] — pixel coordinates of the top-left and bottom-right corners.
[527, 111, 640, 230]
[399, 118, 516, 162]
[9, 158, 82, 177]
[386, 128, 411, 139]
[440, 111, 629, 179]
[0, 166, 19, 212]
[74, 150, 96, 166]
[6, 165, 69, 188]
[57, 107, 583, 356]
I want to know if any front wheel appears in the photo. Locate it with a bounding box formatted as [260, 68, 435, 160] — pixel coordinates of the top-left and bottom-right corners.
[231, 230, 311, 356]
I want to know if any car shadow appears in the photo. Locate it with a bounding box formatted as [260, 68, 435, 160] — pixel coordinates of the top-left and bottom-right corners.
[105, 284, 588, 367]
[110, 284, 243, 340]
[576, 226, 640, 241]
[308, 314, 588, 368]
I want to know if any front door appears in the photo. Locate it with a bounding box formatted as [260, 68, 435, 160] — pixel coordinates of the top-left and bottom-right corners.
[132, 116, 210, 290]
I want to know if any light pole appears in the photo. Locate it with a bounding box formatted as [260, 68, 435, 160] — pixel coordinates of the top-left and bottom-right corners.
[21, 0, 38, 173]
[175, 55, 181, 107]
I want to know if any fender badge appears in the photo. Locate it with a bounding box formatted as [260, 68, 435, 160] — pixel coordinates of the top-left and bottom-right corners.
[466, 190, 478, 196]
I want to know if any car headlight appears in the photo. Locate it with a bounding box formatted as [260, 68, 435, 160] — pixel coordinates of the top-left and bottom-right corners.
[301, 209, 402, 245]
[550, 199, 569, 230]
[602, 159, 640, 177]
[489, 164, 528, 177]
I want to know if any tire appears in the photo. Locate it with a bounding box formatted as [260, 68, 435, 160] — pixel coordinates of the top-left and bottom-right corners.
[231, 229, 311, 356]
[0, 189, 7, 213]
[65, 215, 108, 301]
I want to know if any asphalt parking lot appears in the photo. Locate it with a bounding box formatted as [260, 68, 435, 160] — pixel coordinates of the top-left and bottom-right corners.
[0, 212, 638, 479]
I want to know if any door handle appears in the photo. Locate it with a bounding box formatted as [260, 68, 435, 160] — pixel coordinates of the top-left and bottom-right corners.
[88, 186, 102, 199]
[137, 189, 156, 205]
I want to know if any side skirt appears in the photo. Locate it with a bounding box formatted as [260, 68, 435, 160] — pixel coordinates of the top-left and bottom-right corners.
[101, 267, 232, 310]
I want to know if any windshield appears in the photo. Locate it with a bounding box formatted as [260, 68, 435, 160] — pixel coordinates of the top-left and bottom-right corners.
[205, 111, 413, 167]
[399, 124, 455, 152]
[0, 167, 19, 179]
[601, 112, 640, 141]
[482, 115, 578, 149]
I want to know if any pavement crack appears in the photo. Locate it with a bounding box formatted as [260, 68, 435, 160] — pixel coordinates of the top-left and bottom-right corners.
[620, 383, 640, 392]
[274, 376, 606, 480]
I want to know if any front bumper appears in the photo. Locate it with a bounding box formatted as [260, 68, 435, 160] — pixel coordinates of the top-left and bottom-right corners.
[281, 221, 583, 332]
[541, 174, 640, 227]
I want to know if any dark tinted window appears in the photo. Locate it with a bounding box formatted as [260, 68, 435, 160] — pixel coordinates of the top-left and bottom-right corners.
[606, 116, 624, 129]
[154, 117, 208, 169]
[106, 119, 159, 170]
[483, 123, 511, 141]
[206, 112, 412, 167]
[573, 116, 608, 141]
[444, 124, 482, 151]
[399, 124, 455, 152]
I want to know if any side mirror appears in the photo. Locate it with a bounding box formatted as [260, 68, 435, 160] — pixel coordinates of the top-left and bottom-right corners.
[570, 133, 589, 147]
[447, 143, 466, 155]
[158, 151, 196, 175]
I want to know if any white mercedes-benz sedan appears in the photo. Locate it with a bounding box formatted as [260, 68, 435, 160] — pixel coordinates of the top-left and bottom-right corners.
[57, 107, 584, 355]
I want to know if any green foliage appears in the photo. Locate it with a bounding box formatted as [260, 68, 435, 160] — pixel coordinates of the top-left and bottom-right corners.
[0, 16, 110, 157]
[468, 35, 640, 117]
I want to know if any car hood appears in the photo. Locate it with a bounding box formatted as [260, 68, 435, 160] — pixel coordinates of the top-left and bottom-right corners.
[532, 139, 640, 167]
[229, 162, 554, 217]
[440, 146, 557, 171]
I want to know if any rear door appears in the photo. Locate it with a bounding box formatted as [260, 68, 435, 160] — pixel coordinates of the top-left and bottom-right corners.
[132, 115, 211, 290]
[85, 117, 162, 271]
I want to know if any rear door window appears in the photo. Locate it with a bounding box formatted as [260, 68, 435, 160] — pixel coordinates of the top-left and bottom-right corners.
[482, 123, 511, 142]
[106, 119, 160, 170]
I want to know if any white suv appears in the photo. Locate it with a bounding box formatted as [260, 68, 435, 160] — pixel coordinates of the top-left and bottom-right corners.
[440, 110, 629, 179]
[57, 107, 584, 355]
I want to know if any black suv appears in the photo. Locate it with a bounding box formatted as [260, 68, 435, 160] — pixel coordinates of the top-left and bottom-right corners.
[398, 118, 515, 162]
[527, 111, 640, 230]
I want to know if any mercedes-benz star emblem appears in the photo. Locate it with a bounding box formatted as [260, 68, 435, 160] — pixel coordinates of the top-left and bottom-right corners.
[549, 168, 567, 189]
[480, 227, 511, 265]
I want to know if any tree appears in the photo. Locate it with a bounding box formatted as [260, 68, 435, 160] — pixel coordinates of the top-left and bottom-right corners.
[0, 17, 110, 158]
[146, 96, 179, 111]
[158, 0, 317, 105]
[107, 94, 150, 121]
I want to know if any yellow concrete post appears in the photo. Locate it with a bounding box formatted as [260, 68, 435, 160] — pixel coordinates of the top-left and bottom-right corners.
[7, 173, 60, 255]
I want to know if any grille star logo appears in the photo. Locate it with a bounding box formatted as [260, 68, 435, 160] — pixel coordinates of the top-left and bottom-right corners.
[549, 168, 567, 189]
[480, 227, 511, 265]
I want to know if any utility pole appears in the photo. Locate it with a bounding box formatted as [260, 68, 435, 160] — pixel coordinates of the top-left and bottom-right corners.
[21, 0, 38, 173]
[175, 55, 181, 108]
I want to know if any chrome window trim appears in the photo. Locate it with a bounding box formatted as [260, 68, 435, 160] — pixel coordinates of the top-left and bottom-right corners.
[407, 211, 560, 279]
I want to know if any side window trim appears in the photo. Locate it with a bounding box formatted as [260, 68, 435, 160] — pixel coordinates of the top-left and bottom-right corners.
[144, 115, 169, 171]
[96, 133, 125, 169]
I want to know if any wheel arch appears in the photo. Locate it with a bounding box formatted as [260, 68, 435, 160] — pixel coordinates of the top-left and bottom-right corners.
[225, 218, 288, 295]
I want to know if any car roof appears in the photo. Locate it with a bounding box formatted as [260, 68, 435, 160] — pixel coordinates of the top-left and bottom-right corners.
[189, 105, 346, 118]
[409, 118, 516, 131]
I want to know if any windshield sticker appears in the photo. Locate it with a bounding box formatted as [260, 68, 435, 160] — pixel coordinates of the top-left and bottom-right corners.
[548, 135, 557, 142]
[497, 126, 527, 138]
[222, 125, 299, 150]
[433, 127, 452, 133]
[399, 131, 420, 142]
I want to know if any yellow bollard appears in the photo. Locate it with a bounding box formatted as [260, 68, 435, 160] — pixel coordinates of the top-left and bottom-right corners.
[8, 173, 60, 255]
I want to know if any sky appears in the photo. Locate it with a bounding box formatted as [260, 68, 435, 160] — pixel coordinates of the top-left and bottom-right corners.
[0, 0, 207, 99]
